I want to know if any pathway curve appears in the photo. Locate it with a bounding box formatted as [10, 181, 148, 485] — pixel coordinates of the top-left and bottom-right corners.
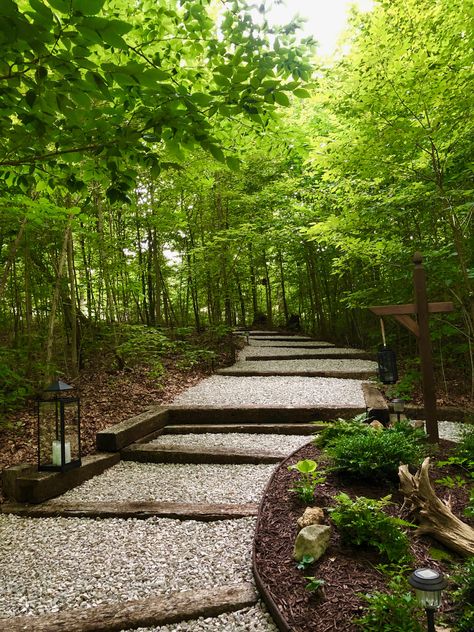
[0, 331, 438, 631]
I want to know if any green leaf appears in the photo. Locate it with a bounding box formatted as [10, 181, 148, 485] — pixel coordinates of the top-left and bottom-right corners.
[226, 156, 240, 171]
[274, 91, 290, 106]
[293, 88, 311, 98]
[208, 144, 225, 163]
[190, 93, 213, 107]
[74, 0, 106, 14]
[140, 69, 171, 86]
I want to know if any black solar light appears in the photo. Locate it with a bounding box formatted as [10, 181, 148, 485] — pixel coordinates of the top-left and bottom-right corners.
[37, 380, 81, 472]
[408, 568, 447, 632]
[391, 398, 405, 422]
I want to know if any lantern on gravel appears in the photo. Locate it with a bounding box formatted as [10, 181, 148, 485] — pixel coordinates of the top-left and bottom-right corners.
[408, 568, 447, 632]
[37, 380, 81, 472]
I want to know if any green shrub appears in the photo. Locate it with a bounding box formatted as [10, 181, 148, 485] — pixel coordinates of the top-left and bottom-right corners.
[452, 558, 474, 631]
[329, 493, 412, 563]
[288, 459, 326, 503]
[313, 415, 371, 448]
[356, 572, 423, 631]
[454, 425, 474, 471]
[326, 427, 425, 480]
[0, 349, 34, 426]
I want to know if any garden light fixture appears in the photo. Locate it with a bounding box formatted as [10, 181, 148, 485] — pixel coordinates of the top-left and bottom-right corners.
[391, 397, 405, 422]
[37, 380, 81, 472]
[408, 567, 447, 632]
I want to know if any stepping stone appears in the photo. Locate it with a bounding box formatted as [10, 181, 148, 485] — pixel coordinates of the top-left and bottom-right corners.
[163, 423, 323, 435]
[217, 359, 377, 379]
[248, 335, 313, 342]
[122, 443, 284, 465]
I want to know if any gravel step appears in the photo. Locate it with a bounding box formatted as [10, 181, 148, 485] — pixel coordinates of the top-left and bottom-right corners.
[0, 514, 256, 618]
[163, 424, 322, 435]
[148, 432, 311, 455]
[248, 340, 336, 347]
[122, 443, 284, 465]
[171, 375, 366, 408]
[248, 335, 317, 342]
[217, 359, 377, 379]
[240, 346, 372, 361]
[46, 462, 276, 504]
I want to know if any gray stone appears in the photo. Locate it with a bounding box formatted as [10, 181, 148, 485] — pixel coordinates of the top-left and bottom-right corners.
[293, 524, 331, 561]
[369, 420, 385, 431]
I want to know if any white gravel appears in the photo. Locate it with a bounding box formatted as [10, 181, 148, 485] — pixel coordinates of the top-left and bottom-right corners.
[248, 335, 312, 341]
[0, 515, 256, 618]
[239, 346, 368, 360]
[150, 432, 310, 455]
[50, 461, 276, 504]
[171, 375, 366, 407]
[122, 602, 278, 632]
[218, 359, 377, 375]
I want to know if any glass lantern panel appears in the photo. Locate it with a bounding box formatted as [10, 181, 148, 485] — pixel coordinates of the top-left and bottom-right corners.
[414, 588, 442, 609]
[38, 400, 59, 467]
[62, 400, 80, 463]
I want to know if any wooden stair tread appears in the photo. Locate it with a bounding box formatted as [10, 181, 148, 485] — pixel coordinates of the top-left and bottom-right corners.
[122, 443, 284, 464]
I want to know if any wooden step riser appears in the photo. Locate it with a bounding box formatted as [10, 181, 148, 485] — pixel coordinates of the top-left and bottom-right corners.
[1, 501, 259, 521]
[121, 446, 283, 465]
[244, 353, 374, 361]
[168, 407, 363, 424]
[216, 370, 376, 379]
[162, 424, 322, 435]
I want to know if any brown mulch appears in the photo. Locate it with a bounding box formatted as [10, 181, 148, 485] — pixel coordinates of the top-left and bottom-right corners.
[0, 361, 212, 503]
[254, 442, 472, 632]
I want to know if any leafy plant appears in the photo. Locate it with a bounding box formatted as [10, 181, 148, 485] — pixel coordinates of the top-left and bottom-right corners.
[313, 415, 371, 448]
[356, 572, 423, 631]
[435, 474, 468, 489]
[452, 558, 474, 631]
[296, 554, 315, 570]
[304, 576, 325, 593]
[288, 459, 326, 503]
[326, 427, 425, 480]
[464, 489, 474, 519]
[329, 494, 412, 563]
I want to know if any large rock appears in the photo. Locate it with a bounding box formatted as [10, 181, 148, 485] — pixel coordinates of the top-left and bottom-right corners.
[294, 524, 331, 562]
[297, 507, 325, 530]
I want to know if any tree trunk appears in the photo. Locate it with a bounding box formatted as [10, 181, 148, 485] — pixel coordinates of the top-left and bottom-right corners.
[0, 217, 27, 300]
[398, 457, 474, 556]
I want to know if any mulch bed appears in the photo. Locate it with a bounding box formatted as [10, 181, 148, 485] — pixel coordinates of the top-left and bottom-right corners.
[254, 441, 471, 632]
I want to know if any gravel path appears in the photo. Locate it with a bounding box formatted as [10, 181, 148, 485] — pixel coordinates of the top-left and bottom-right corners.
[123, 602, 278, 632]
[218, 359, 377, 375]
[50, 461, 276, 504]
[239, 346, 368, 360]
[171, 375, 366, 407]
[149, 432, 310, 455]
[0, 515, 256, 618]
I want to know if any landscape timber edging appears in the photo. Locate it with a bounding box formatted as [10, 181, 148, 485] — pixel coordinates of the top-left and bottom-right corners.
[0, 582, 258, 632]
[168, 406, 365, 424]
[2, 453, 120, 504]
[121, 443, 283, 465]
[96, 406, 169, 451]
[252, 443, 307, 632]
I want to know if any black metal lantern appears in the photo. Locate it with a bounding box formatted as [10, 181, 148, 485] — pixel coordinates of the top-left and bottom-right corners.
[377, 346, 398, 384]
[408, 568, 447, 632]
[37, 380, 81, 472]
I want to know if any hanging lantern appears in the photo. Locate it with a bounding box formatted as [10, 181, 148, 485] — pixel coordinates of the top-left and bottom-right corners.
[377, 346, 398, 384]
[37, 380, 81, 472]
[377, 317, 398, 384]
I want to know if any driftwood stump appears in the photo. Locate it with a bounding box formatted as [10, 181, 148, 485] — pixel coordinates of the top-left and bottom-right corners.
[398, 457, 474, 557]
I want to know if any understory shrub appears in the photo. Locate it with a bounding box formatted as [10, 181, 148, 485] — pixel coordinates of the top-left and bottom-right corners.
[313, 414, 371, 448]
[326, 426, 425, 480]
[356, 571, 423, 631]
[329, 493, 412, 563]
[452, 558, 474, 631]
[288, 459, 326, 503]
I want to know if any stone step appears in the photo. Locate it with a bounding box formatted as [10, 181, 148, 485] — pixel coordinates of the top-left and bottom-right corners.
[248, 340, 336, 347]
[1, 500, 259, 521]
[248, 335, 315, 342]
[244, 351, 373, 361]
[121, 443, 284, 465]
[162, 423, 323, 435]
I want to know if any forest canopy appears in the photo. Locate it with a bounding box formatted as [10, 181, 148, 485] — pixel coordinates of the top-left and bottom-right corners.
[0, 0, 473, 413]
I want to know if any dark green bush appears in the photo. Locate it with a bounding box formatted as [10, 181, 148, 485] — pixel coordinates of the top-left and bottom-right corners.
[452, 558, 474, 632]
[356, 573, 423, 631]
[326, 427, 425, 480]
[329, 493, 412, 563]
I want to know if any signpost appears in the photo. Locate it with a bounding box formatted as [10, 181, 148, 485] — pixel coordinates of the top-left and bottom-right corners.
[369, 252, 454, 443]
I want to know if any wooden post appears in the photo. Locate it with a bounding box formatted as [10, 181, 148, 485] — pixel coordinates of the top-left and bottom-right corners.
[413, 252, 438, 443]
